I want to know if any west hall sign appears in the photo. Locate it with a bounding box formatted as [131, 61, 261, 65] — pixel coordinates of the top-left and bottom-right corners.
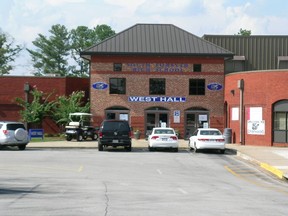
[128, 96, 186, 102]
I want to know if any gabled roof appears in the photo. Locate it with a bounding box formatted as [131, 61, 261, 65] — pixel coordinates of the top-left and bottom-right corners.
[81, 24, 233, 60]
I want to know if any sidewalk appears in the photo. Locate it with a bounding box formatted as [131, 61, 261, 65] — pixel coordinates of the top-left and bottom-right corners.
[28, 139, 288, 180]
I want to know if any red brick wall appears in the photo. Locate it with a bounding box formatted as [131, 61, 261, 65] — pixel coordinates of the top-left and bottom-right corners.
[0, 76, 89, 134]
[225, 70, 288, 146]
[90, 55, 226, 136]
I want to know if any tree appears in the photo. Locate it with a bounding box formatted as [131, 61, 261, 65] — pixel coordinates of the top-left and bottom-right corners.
[94, 24, 115, 41]
[237, 28, 251, 36]
[51, 91, 90, 128]
[70, 24, 115, 77]
[15, 88, 54, 127]
[27, 24, 71, 76]
[0, 30, 23, 75]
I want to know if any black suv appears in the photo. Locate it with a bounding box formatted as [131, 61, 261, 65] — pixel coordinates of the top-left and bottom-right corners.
[98, 120, 132, 151]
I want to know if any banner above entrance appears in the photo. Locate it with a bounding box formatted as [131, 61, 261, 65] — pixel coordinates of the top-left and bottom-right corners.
[129, 96, 186, 102]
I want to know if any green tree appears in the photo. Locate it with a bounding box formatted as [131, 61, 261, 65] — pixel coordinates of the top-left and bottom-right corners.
[51, 91, 90, 128]
[70, 24, 115, 77]
[15, 88, 54, 127]
[237, 28, 251, 36]
[27, 24, 71, 76]
[94, 24, 115, 41]
[0, 30, 23, 75]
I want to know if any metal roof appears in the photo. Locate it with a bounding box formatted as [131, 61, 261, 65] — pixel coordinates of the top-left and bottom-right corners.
[203, 34, 288, 70]
[81, 24, 233, 59]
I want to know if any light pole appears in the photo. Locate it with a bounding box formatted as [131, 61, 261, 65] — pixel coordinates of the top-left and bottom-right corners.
[24, 82, 30, 129]
[238, 79, 244, 145]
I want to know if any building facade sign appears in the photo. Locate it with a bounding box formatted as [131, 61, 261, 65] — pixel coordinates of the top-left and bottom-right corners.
[126, 63, 191, 72]
[92, 82, 108, 90]
[207, 83, 223, 91]
[128, 96, 186, 102]
[247, 120, 265, 135]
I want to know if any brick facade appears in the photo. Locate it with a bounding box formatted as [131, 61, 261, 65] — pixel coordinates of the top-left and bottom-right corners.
[225, 70, 288, 146]
[90, 55, 226, 138]
[0, 76, 89, 134]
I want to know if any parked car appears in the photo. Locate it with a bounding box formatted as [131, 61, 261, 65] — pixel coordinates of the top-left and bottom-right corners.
[98, 120, 132, 151]
[148, 127, 178, 152]
[188, 128, 225, 153]
[0, 121, 29, 150]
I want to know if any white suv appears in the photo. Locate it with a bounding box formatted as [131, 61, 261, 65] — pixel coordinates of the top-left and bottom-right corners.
[0, 121, 29, 150]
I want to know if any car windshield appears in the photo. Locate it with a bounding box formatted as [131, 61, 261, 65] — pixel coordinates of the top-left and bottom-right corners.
[200, 130, 221, 136]
[154, 129, 174, 134]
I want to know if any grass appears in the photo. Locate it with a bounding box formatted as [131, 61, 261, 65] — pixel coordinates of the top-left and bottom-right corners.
[29, 136, 66, 142]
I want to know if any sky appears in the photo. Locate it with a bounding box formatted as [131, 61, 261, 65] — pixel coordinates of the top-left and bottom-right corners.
[0, 0, 288, 76]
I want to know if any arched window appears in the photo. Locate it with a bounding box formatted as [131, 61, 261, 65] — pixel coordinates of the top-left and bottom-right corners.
[273, 100, 288, 143]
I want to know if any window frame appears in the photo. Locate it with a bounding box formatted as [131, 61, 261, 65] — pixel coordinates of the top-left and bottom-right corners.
[149, 78, 166, 95]
[189, 79, 205, 95]
[109, 78, 126, 94]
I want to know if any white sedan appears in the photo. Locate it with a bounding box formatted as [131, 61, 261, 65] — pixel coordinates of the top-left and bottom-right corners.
[148, 127, 178, 152]
[189, 128, 225, 153]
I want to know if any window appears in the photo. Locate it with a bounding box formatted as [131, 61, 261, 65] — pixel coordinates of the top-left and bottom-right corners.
[109, 78, 126, 94]
[113, 63, 122, 71]
[189, 79, 205, 95]
[193, 64, 202, 72]
[149, 78, 165, 95]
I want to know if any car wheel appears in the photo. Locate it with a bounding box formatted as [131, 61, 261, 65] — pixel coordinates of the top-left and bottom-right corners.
[15, 128, 27, 141]
[92, 133, 98, 141]
[148, 146, 153, 151]
[125, 145, 132, 152]
[220, 149, 225, 154]
[66, 135, 72, 141]
[77, 133, 83, 141]
[194, 142, 198, 153]
[18, 145, 26, 150]
[173, 148, 178, 152]
[98, 143, 104, 151]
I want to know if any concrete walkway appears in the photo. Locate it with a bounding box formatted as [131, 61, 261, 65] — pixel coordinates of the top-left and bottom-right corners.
[28, 139, 288, 180]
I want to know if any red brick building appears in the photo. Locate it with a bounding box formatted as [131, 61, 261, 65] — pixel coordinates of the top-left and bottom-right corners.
[81, 24, 233, 139]
[225, 70, 288, 146]
[0, 76, 89, 134]
[204, 35, 288, 146]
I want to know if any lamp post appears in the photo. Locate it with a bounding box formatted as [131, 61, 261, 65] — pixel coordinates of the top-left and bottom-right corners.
[238, 79, 244, 145]
[24, 82, 30, 129]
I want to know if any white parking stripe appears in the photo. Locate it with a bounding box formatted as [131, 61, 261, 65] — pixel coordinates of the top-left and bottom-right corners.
[178, 188, 188, 194]
[156, 169, 162, 175]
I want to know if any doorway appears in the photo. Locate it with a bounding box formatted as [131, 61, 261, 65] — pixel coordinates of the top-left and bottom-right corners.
[184, 108, 209, 139]
[145, 107, 169, 138]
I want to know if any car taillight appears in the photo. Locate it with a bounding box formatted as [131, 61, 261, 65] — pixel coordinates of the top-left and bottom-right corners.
[129, 131, 133, 138]
[151, 136, 159, 140]
[2, 130, 9, 135]
[170, 136, 177, 140]
[99, 132, 103, 138]
[216, 139, 225, 142]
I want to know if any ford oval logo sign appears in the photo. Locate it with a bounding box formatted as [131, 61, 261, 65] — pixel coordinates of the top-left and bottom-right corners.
[92, 82, 108, 90]
[207, 83, 223, 91]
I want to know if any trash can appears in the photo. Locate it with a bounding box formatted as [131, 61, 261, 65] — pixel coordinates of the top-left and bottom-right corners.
[223, 128, 232, 144]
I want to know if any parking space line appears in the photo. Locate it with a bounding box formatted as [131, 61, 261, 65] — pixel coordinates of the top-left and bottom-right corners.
[156, 169, 162, 175]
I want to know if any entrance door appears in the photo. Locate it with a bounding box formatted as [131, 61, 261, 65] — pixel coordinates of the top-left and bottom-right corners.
[145, 107, 169, 138]
[184, 109, 209, 139]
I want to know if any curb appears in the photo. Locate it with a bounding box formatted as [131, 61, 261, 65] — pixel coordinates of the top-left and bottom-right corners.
[232, 149, 287, 180]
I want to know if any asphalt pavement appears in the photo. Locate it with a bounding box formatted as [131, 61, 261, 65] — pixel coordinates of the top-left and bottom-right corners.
[27, 139, 288, 181]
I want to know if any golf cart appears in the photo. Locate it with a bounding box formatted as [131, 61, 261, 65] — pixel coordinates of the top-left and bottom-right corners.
[65, 113, 98, 141]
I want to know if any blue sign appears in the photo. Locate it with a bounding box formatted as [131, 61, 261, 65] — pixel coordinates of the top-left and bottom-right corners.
[92, 82, 108, 90]
[129, 96, 186, 102]
[29, 129, 44, 140]
[207, 83, 223, 91]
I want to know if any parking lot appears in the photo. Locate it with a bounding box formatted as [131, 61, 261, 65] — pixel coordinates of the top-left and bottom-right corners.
[1, 144, 288, 216]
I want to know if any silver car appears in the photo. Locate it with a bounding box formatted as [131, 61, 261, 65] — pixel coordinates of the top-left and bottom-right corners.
[0, 121, 29, 150]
